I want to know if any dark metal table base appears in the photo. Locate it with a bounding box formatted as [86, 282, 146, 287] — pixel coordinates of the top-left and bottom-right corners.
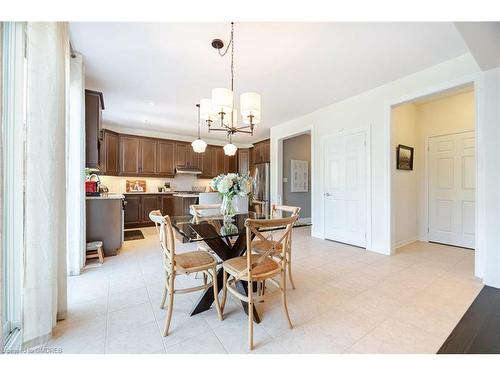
[189, 223, 260, 323]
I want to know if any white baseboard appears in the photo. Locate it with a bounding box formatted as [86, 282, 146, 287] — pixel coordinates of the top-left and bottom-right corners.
[395, 237, 418, 249]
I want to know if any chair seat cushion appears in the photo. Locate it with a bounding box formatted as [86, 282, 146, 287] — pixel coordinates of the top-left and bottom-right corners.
[223, 254, 280, 281]
[175, 251, 216, 270]
[252, 239, 282, 254]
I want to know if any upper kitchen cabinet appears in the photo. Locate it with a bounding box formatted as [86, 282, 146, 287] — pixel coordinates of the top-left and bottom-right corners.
[187, 146, 200, 168]
[119, 134, 158, 176]
[251, 139, 270, 165]
[139, 137, 157, 175]
[199, 145, 214, 179]
[119, 135, 140, 175]
[214, 147, 225, 176]
[157, 140, 175, 177]
[174, 142, 188, 168]
[103, 130, 119, 175]
[238, 148, 250, 175]
[261, 139, 270, 162]
[85, 90, 104, 169]
[225, 153, 238, 174]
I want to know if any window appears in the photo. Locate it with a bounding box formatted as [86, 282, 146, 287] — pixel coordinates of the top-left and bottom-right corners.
[1, 22, 26, 352]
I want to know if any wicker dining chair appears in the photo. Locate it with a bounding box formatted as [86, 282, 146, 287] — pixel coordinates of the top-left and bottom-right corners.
[220, 215, 298, 350]
[252, 204, 301, 290]
[149, 210, 223, 336]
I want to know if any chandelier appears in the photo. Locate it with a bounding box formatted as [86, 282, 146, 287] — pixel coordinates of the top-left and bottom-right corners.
[198, 22, 261, 156]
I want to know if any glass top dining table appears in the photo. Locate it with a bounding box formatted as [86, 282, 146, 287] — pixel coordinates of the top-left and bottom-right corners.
[170, 212, 311, 243]
[168, 212, 311, 323]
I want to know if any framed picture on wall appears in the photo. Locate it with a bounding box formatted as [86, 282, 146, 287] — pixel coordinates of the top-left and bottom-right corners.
[397, 145, 414, 170]
[291, 159, 309, 192]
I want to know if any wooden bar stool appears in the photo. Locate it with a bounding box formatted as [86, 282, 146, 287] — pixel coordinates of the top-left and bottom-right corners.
[86, 241, 104, 264]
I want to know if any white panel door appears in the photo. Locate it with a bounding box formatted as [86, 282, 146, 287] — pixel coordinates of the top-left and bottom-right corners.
[428, 131, 475, 248]
[324, 131, 367, 247]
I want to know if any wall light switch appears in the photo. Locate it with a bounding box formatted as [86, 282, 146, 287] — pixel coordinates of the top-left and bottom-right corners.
[283, 177, 288, 183]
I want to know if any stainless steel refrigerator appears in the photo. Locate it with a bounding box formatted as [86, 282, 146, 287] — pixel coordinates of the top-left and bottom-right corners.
[250, 162, 270, 217]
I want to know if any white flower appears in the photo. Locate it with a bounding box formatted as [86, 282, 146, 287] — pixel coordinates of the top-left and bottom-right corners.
[218, 176, 234, 194]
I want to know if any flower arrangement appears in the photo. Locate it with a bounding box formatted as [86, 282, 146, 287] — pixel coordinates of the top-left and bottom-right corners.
[210, 173, 251, 221]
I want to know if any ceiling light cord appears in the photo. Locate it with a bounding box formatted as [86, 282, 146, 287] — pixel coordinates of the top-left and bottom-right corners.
[196, 103, 201, 139]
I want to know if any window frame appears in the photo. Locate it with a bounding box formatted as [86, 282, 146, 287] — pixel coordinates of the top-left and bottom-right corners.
[1, 21, 26, 352]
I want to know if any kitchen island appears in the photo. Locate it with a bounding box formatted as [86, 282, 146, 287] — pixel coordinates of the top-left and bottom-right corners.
[86, 193, 125, 256]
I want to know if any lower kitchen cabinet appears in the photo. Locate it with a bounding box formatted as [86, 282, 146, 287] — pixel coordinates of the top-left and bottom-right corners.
[124, 193, 177, 228]
[123, 195, 142, 228]
[161, 195, 175, 216]
[142, 195, 160, 222]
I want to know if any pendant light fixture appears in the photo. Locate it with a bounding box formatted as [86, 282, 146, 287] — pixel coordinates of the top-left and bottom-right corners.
[223, 135, 238, 156]
[191, 104, 207, 153]
[199, 22, 261, 155]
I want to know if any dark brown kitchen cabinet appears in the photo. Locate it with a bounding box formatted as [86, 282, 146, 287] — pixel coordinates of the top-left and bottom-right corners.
[141, 195, 160, 222]
[225, 154, 238, 173]
[123, 195, 142, 228]
[174, 142, 188, 167]
[261, 139, 270, 162]
[214, 147, 225, 176]
[103, 130, 119, 175]
[251, 139, 270, 165]
[139, 138, 157, 175]
[85, 90, 104, 169]
[124, 193, 176, 228]
[199, 145, 214, 178]
[119, 135, 140, 175]
[161, 195, 175, 216]
[238, 148, 250, 175]
[157, 140, 175, 177]
[187, 146, 200, 168]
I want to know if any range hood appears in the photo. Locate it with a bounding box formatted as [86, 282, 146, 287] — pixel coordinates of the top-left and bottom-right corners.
[175, 165, 202, 175]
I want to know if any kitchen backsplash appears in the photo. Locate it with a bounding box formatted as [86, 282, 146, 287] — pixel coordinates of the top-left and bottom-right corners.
[99, 174, 212, 193]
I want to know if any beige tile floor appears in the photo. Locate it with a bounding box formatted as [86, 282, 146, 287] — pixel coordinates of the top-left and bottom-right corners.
[51, 226, 483, 354]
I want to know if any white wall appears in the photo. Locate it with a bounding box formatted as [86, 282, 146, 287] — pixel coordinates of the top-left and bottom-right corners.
[271, 53, 480, 255]
[391, 104, 418, 248]
[475, 67, 500, 286]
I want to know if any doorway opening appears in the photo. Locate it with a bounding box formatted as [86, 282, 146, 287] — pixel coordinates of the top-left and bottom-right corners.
[281, 132, 311, 220]
[390, 84, 476, 252]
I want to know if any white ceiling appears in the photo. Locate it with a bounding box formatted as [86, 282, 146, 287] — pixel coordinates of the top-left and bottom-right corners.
[69, 22, 469, 143]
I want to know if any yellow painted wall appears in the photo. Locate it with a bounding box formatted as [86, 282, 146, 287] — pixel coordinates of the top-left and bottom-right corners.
[392, 90, 475, 247]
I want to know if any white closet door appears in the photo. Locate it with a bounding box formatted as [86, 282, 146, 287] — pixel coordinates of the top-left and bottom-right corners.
[324, 131, 367, 247]
[428, 131, 475, 248]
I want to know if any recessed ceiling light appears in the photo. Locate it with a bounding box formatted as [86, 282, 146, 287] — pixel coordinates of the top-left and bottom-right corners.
[149, 102, 155, 107]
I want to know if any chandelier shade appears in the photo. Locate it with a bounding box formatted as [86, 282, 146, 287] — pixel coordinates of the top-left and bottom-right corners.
[200, 98, 216, 121]
[223, 142, 238, 156]
[211, 88, 233, 115]
[240, 92, 261, 118]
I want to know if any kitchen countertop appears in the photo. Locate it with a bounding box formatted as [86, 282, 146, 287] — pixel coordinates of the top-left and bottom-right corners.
[124, 191, 176, 195]
[86, 193, 125, 200]
[173, 194, 200, 198]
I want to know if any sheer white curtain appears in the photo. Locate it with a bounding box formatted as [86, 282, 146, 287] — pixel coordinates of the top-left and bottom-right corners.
[67, 53, 85, 276]
[0, 22, 4, 350]
[22, 22, 69, 347]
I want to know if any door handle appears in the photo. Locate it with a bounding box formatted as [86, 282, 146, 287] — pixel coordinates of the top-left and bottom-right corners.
[324, 192, 331, 197]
